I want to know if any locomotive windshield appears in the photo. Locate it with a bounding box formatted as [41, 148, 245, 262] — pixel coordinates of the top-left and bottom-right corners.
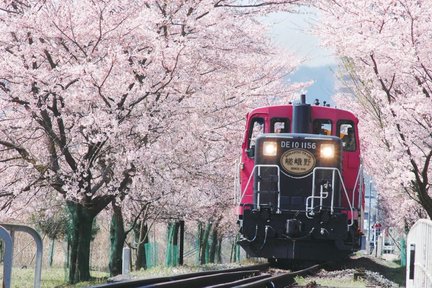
[313, 119, 332, 135]
[271, 118, 290, 133]
[248, 118, 264, 149]
[338, 121, 356, 151]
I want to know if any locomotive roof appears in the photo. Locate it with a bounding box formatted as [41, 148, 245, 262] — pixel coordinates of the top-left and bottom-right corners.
[247, 104, 359, 123]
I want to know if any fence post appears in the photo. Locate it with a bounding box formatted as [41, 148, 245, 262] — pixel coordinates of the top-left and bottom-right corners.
[377, 235, 383, 256]
[122, 247, 131, 276]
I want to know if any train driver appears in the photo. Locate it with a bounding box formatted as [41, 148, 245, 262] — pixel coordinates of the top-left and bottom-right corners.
[342, 128, 355, 150]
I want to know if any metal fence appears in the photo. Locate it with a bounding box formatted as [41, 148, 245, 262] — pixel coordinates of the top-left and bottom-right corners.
[406, 219, 432, 288]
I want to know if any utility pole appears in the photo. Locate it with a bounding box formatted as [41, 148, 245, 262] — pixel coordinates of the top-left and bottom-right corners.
[367, 180, 372, 254]
[375, 193, 379, 257]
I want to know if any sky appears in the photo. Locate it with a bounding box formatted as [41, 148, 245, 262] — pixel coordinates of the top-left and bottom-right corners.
[265, 8, 339, 105]
[265, 9, 381, 201]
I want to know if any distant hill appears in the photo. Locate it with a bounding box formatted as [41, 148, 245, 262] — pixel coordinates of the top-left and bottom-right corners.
[287, 65, 336, 105]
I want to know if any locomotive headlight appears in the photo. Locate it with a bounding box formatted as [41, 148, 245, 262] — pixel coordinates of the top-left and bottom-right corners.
[263, 141, 277, 156]
[320, 143, 335, 159]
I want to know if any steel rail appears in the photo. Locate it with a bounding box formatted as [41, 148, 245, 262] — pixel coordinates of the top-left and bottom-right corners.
[144, 270, 260, 288]
[91, 263, 269, 288]
[234, 264, 321, 288]
[205, 273, 271, 288]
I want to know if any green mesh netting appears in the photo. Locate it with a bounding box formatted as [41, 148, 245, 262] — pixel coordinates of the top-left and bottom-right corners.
[400, 238, 406, 267]
[165, 223, 173, 266]
[144, 242, 157, 268]
[235, 238, 241, 262]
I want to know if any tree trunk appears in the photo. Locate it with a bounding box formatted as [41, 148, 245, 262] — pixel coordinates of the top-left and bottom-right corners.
[230, 239, 235, 262]
[109, 203, 126, 276]
[178, 220, 185, 266]
[165, 223, 173, 266]
[49, 238, 55, 267]
[64, 240, 70, 269]
[216, 236, 223, 263]
[165, 222, 179, 267]
[134, 221, 148, 271]
[235, 234, 241, 261]
[66, 201, 95, 283]
[230, 234, 240, 263]
[413, 179, 432, 219]
[209, 226, 218, 263]
[200, 222, 212, 265]
[172, 222, 179, 267]
[196, 222, 203, 264]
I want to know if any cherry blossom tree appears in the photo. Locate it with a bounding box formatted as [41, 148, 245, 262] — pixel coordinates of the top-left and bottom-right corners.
[115, 53, 305, 270]
[99, 0, 311, 274]
[0, 0, 303, 282]
[316, 0, 432, 230]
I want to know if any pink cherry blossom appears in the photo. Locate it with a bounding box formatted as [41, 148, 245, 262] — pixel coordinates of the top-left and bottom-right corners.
[317, 0, 432, 230]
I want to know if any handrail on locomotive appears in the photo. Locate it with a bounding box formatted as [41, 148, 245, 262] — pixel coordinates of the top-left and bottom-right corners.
[306, 167, 354, 228]
[236, 163, 363, 231]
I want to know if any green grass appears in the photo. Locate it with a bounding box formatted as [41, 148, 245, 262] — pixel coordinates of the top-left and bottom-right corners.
[1, 262, 255, 287]
[1, 267, 109, 288]
[2, 267, 64, 288]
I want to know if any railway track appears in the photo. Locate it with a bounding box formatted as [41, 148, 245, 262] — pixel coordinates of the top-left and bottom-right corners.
[91, 263, 321, 288]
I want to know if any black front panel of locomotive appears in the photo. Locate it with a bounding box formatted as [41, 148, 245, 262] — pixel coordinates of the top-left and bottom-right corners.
[253, 134, 342, 212]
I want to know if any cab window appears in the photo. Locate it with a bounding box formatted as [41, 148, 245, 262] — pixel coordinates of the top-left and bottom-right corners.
[271, 118, 289, 133]
[338, 121, 356, 151]
[313, 119, 332, 135]
[248, 118, 264, 150]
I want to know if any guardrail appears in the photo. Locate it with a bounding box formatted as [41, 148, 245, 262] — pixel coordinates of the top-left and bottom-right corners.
[406, 219, 432, 288]
[0, 224, 43, 288]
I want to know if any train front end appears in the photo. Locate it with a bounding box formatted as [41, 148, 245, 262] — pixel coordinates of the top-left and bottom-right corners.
[238, 97, 357, 261]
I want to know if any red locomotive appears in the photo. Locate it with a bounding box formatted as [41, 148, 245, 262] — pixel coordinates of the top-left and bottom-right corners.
[237, 95, 364, 262]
